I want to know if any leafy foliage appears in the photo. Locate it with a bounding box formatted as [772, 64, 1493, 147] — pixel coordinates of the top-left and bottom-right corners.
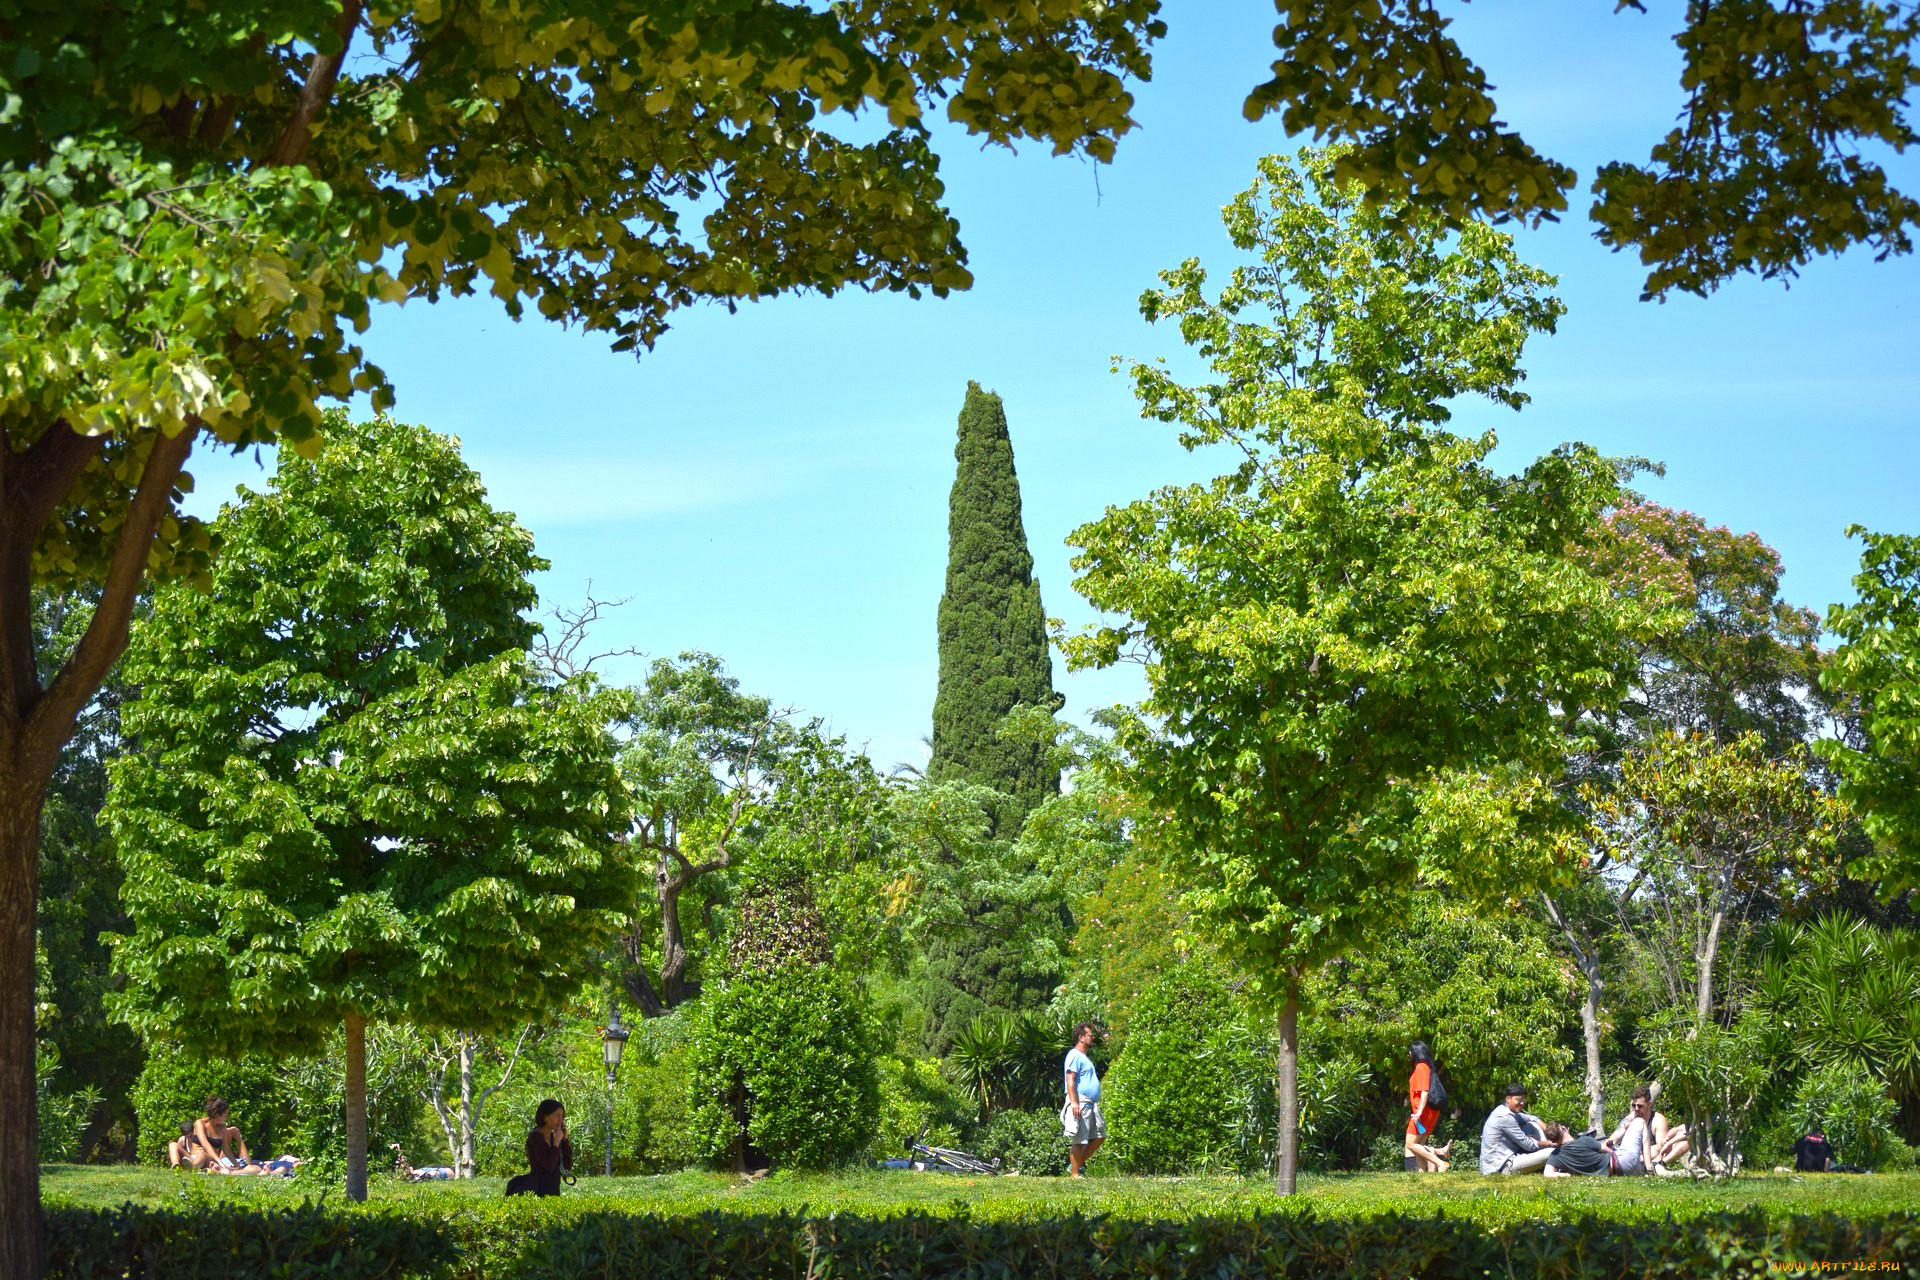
[975, 1107, 1069, 1177]
[1642, 1009, 1772, 1176]
[1104, 966, 1260, 1175]
[1751, 1061, 1906, 1173]
[686, 964, 879, 1172]
[39, 1196, 1920, 1279]
[1246, 1, 1920, 297]
[942, 1008, 1074, 1120]
[1061, 149, 1643, 1189]
[1750, 914, 1920, 1141]
[1821, 528, 1920, 895]
[1303, 894, 1578, 1154]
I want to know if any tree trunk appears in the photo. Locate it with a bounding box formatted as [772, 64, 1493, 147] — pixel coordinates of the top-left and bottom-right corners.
[1577, 961, 1606, 1133]
[0, 781, 47, 1280]
[1540, 895, 1608, 1132]
[457, 1034, 475, 1178]
[1275, 981, 1300, 1197]
[1, 422, 195, 1280]
[1696, 904, 1726, 1027]
[345, 1012, 368, 1202]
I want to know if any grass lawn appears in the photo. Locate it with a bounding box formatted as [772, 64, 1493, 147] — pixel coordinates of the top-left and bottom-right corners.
[40, 1163, 1920, 1225]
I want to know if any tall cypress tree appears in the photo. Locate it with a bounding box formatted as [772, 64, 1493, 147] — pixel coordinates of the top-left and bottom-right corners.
[928, 382, 1061, 831]
[919, 383, 1062, 1052]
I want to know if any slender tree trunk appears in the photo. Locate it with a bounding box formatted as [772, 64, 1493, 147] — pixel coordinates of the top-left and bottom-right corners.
[0, 781, 47, 1280]
[1540, 895, 1608, 1132]
[1577, 964, 1606, 1133]
[1275, 980, 1300, 1197]
[1696, 904, 1726, 1027]
[345, 1012, 368, 1202]
[458, 1035, 475, 1178]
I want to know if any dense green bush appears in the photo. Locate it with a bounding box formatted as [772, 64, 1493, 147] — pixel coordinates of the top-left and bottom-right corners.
[687, 965, 879, 1170]
[128, 1041, 294, 1165]
[1104, 965, 1260, 1174]
[1750, 1061, 1905, 1171]
[43, 1201, 1920, 1280]
[976, 1107, 1069, 1176]
[868, 1055, 973, 1162]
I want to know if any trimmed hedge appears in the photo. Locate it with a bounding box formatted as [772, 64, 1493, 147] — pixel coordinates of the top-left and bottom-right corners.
[44, 1202, 1920, 1279]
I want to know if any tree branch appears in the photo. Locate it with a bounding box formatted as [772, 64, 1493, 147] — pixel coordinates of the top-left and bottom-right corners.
[31, 422, 195, 767]
[266, 0, 363, 167]
[0, 422, 108, 719]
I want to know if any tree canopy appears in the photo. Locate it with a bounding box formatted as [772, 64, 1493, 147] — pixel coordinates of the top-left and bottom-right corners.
[1820, 528, 1920, 895]
[1061, 149, 1646, 1193]
[1249, 0, 1920, 298]
[102, 414, 635, 1200]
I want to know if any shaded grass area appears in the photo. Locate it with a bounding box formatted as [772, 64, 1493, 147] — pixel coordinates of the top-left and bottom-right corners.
[40, 1164, 1920, 1225]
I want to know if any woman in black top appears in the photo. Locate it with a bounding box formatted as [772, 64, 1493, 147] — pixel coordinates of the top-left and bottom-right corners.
[510, 1098, 572, 1196]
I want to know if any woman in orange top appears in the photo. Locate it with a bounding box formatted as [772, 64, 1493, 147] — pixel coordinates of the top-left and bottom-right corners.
[1404, 1041, 1452, 1172]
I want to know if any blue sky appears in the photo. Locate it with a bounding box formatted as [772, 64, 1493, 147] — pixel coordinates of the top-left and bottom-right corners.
[189, 3, 1920, 774]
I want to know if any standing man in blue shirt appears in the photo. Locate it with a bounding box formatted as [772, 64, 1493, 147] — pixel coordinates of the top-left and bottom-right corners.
[1061, 1022, 1106, 1178]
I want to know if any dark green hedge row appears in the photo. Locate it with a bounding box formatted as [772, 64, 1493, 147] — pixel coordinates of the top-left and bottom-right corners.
[47, 1202, 1920, 1279]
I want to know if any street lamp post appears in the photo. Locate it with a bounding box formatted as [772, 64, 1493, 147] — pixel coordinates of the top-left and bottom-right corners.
[601, 1008, 628, 1177]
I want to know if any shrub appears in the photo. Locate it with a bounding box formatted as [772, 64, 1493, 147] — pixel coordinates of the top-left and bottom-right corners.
[128, 1040, 293, 1165]
[44, 1202, 1920, 1280]
[687, 965, 879, 1170]
[1642, 1010, 1770, 1174]
[1751, 1062, 1904, 1171]
[1103, 965, 1260, 1174]
[868, 1055, 974, 1162]
[976, 1107, 1070, 1176]
[37, 1040, 101, 1163]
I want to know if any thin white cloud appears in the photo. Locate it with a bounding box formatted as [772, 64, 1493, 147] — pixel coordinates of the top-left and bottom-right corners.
[465, 453, 790, 525]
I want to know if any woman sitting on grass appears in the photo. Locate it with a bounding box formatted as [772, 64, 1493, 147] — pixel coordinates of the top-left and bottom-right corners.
[166, 1121, 208, 1170]
[506, 1099, 572, 1197]
[193, 1096, 251, 1169]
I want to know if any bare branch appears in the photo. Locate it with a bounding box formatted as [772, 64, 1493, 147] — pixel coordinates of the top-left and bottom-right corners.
[530, 584, 644, 681]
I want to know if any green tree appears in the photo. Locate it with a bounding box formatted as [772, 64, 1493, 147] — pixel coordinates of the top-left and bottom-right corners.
[102, 415, 635, 1202]
[1060, 150, 1643, 1194]
[0, 7, 1173, 1264]
[1248, 1, 1920, 297]
[687, 887, 878, 1171]
[1820, 528, 1920, 895]
[1567, 732, 1848, 1032]
[1103, 965, 1257, 1174]
[929, 382, 1060, 829]
[1543, 501, 1822, 1129]
[921, 383, 1065, 1045]
[616, 653, 896, 1017]
[901, 718, 1121, 1053]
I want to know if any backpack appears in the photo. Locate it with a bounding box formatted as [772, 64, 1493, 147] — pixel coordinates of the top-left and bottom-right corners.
[1424, 1065, 1448, 1110]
